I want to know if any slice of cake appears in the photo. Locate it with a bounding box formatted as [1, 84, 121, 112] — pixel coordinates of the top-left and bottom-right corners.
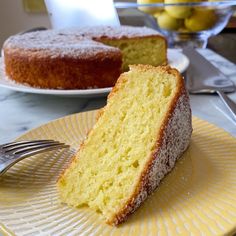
[57, 65, 192, 225]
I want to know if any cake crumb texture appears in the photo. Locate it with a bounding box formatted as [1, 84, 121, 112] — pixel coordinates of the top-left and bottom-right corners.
[57, 65, 192, 225]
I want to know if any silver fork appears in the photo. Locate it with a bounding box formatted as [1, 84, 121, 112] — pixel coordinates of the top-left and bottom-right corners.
[0, 140, 69, 176]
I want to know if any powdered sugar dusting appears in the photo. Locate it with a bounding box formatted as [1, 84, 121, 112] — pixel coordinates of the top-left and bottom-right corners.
[3, 26, 163, 59]
[3, 29, 120, 59]
[60, 25, 163, 39]
[146, 93, 192, 193]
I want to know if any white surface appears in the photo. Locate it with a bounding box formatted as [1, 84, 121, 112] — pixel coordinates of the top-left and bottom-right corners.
[45, 0, 120, 29]
[168, 49, 189, 73]
[0, 49, 189, 98]
[0, 48, 235, 144]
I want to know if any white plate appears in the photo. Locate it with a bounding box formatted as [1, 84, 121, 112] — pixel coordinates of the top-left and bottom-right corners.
[0, 49, 189, 98]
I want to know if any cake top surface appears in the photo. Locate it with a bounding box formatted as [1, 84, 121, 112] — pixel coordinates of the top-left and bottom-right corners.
[3, 30, 120, 59]
[60, 25, 163, 39]
[3, 26, 163, 59]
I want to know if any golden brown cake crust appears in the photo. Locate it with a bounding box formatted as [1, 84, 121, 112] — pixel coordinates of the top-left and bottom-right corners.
[105, 65, 192, 225]
[4, 48, 122, 89]
[3, 26, 167, 89]
[3, 35, 122, 89]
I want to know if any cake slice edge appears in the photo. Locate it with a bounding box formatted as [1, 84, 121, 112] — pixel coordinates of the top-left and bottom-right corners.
[106, 65, 192, 225]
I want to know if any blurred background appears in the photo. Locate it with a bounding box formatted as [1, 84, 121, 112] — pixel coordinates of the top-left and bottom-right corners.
[0, 0, 235, 62]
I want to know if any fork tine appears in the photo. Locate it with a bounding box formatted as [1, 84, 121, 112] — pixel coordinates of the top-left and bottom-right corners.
[11, 142, 67, 155]
[0, 143, 69, 176]
[18, 143, 69, 158]
[2, 140, 59, 151]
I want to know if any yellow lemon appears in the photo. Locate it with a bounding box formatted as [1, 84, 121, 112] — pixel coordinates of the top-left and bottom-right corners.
[165, 0, 192, 19]
[137, 0, 164, 14]
[157, 11, 184, 30]
[185, 8, 217, 31]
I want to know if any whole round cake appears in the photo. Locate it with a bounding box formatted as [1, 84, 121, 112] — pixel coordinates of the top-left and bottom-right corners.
[3, 26, 167, 89]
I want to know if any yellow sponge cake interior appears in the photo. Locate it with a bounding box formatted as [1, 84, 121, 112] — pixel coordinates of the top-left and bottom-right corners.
[100, 37, 167, 71]
[57, 65, 192, 225]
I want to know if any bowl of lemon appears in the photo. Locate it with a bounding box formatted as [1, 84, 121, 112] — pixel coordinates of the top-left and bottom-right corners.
[115, 1, 236, 48]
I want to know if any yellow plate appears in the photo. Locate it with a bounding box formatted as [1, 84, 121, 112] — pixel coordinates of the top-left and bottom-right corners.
[1, 111, 236, 236]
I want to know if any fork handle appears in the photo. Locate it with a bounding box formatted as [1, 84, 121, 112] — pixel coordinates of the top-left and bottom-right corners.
[217, 90, 236, 122]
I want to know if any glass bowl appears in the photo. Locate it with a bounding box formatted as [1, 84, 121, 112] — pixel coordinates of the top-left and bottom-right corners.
[115, 1, 236, 48]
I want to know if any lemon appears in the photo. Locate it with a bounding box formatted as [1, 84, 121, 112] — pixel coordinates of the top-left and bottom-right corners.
[137, 0, 164, 14]
[185, 8, 217, 31]
[157, 11, 183, 30]
[165, 0, 192, 19]
[153, 10, 164, 18]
